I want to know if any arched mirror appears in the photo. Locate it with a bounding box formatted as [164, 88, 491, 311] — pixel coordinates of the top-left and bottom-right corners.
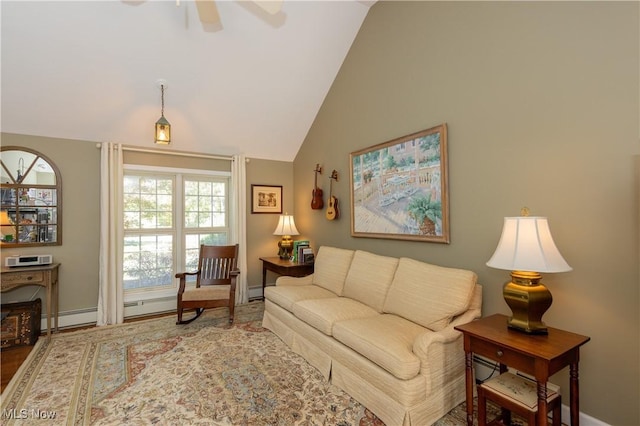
[0, 146, 62, 247]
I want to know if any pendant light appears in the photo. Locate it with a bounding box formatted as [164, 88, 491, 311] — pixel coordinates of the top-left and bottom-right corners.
[155, 81, 171, 145]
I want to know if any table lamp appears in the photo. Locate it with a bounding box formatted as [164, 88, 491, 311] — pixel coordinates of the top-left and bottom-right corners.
[486, 208, 572, 334]
[273, 214, 299, 259]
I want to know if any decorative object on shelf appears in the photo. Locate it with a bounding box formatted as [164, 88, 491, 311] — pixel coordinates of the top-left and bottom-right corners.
[311, 163, 324, 210]
[326, 170, 339, 220]
[486, 207, 572, 334]
[273, 214, 299, 259]
[350, 123, 449, 243]
[154, 80, 171, 145]
[16, 157, 25, 183]
[251, 184, 283, 214]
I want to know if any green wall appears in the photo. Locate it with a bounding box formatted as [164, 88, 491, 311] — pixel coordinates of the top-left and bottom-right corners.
[293, 2, 639, 424]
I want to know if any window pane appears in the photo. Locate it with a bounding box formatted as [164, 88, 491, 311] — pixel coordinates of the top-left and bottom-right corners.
[211, 213, 225, 227]
[184, 178, 226, 230]
[122, 234, 174, 290]
[184, 211, 198, 228]
[198, 181, 212, 196]
[124, 174, 174, 230]
[124, 212, 140, 229]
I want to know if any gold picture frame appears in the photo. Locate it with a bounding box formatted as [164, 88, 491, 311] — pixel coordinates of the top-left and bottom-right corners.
[349, 123, 449, 243]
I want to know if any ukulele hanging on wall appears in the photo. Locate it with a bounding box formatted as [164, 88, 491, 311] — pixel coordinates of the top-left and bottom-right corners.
[326, 170, 339, 220]
[311, 164, 324, 210]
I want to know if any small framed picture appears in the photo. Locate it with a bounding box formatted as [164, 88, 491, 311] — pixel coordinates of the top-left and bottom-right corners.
[251, 185, 283, 214]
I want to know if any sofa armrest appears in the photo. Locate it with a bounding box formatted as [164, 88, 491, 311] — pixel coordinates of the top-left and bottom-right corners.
[275, 274, 314, 286]
[413, 326, 461, 359]
[450, 284, 482, 328]
[412, 325, 465, 395]
[412, 285, 482, 395]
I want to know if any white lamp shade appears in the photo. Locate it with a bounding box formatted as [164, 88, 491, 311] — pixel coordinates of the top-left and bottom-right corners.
[486, 216, 572, 273]
[273, 214, 299, 236]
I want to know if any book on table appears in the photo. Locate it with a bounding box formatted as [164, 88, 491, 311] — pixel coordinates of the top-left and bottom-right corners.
[301, 247, 314, 264]
[292, 240, 309, 262]
[297, 245, 310, 263]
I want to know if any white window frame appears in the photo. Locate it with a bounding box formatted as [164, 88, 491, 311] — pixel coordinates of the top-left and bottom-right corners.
[122, 164, 230, 304]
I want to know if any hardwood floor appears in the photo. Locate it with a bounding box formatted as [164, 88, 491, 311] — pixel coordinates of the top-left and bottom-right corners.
[1, 345, 32, 393]
[1, 311, 175, 393]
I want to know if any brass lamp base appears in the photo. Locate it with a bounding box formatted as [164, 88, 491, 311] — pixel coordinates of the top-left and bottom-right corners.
[503, 271, 552, 334]
[277, 236, 293, 259]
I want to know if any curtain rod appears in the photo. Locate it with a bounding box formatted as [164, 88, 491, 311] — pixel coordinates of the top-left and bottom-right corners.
[96, 143, 233, 161]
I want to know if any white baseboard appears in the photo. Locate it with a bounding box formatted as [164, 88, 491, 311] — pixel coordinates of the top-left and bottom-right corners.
[39, 298, 176, 330]
[248, 286, 263, 300]
[40, 308, 98, 330]
[41, 290, 266, 331]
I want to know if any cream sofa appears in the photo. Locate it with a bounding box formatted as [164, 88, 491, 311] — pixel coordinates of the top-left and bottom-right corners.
[262, 246, 482, 426]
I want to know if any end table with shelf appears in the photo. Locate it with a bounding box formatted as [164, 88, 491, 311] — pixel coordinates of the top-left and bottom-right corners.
[455, 314, 590, 426]
[259, 257, 314, 300]
[1, 263, 60, 340]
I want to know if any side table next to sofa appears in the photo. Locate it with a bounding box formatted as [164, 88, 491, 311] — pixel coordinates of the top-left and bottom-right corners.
[259, 256, 314, 300]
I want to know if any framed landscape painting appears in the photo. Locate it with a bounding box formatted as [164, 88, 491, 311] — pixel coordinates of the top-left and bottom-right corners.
[349, 123, 450, 243]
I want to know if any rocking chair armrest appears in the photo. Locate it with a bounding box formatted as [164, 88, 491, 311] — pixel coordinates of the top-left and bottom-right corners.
[175, 270, 200, 294]
[175, 270, 200, 279]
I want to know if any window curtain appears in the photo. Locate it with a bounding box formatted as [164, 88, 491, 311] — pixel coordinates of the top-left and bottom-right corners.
[97, 142, 124, 326]
[231, 154, 248, 304]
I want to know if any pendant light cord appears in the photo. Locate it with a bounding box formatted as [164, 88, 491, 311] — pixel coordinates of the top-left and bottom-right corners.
[161, 84, 165, 116]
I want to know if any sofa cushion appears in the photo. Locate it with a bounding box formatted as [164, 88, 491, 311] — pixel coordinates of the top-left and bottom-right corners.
[265, 285, 337, 312]
[292, 298, 378, 336]
[333, 314, 425, 380]
[383, 257, 477, 331]
[312, 246, 355, 296]
[342, 250, 399, 312]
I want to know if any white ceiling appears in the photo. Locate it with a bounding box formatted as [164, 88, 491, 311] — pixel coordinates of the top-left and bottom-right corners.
[1, 0, 374, 161]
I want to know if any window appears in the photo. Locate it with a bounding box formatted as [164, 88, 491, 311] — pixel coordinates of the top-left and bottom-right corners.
[182, 176, 229, 279]
[122, 166, 230, 302]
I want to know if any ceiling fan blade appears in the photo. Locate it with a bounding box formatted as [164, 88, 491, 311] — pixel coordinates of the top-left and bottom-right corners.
[252, 0, 283, 15]
[195, 0, 220, 24]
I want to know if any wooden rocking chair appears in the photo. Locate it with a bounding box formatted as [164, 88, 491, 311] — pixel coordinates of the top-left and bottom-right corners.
[175, 244, 239, 325]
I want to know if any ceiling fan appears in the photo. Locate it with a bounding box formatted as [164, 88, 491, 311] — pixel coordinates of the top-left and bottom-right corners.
[189, 0, 283, 26]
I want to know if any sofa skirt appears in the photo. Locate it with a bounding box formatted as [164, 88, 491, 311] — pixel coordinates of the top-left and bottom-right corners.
[263, 300, 465, 426]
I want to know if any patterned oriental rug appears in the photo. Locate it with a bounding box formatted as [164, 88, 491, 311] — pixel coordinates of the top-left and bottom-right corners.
[1, 302, 502, 425]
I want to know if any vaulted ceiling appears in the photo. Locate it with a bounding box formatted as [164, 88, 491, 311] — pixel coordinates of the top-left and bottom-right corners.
[1, 1, 375, 161]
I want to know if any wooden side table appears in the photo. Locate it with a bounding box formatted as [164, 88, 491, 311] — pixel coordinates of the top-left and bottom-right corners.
[1, 263, 60, 340]
[455, 314, 590, 426]
[259, 256, 314, 300]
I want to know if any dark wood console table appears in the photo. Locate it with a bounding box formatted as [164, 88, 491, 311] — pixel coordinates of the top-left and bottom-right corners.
[455, 314, 590, 426]
[1, 263, 60, 340]
[259, 257, 314, 300]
